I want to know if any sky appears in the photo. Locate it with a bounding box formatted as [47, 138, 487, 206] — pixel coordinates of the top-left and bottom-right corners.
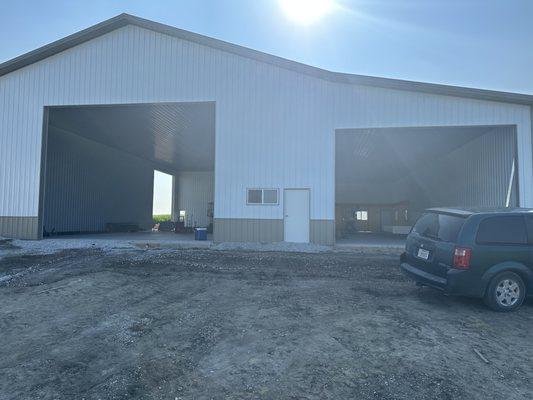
[153, 171, 173, 215]
[2, 0, 533, 94]
[2, 0, 532, 215]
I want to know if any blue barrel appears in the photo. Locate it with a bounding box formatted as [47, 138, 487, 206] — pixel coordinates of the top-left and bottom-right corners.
[194, 227, 207, 241]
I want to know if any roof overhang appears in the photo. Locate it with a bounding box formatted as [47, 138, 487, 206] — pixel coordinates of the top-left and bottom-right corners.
[1, 13, 533, 106]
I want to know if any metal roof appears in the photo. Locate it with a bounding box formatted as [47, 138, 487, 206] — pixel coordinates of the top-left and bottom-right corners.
[1, 13, 533, 106]
[335, 126, 494, 184]
[48, 102, 216, 174]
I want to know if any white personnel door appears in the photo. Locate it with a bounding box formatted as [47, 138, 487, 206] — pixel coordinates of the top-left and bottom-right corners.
[284, 189, 310, 243]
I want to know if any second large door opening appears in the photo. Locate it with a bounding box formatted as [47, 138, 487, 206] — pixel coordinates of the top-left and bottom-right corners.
[335, 125, 518, 245]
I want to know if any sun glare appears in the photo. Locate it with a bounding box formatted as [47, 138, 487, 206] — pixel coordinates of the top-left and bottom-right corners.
[278, 0, 337, 25]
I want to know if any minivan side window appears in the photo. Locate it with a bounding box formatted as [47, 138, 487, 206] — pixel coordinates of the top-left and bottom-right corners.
[476, 216, 528, 245]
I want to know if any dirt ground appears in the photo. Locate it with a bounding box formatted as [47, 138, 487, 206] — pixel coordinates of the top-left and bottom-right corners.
[0, 246, 532, 400]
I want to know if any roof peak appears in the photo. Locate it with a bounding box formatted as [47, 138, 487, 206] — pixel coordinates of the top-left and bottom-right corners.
[1, 13, 532, 106]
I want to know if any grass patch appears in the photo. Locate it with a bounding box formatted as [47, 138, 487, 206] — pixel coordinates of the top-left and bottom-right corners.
[153, 214, 171, 223]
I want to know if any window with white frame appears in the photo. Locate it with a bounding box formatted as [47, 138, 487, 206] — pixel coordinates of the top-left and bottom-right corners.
[355, 210, 368, 221]
[247, 189, 279, 205]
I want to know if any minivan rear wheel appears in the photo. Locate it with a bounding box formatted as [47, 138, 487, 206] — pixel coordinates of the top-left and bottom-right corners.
[484, 271, 526, 312]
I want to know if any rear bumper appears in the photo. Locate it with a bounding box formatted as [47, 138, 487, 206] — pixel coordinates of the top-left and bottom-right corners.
[400, 254, 484, 297]
[400, 261, 446, 289]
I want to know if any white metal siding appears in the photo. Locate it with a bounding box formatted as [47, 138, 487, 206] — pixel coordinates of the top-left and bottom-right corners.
[0, 25, 532, 229]
[174, 171, 214, 228]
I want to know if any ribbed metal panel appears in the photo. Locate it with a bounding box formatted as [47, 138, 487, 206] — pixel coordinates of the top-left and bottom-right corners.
[0, 24, 532, 241]
[418, 126, 517, 207]
[174, 171, 214, 228]
[49, 102, 215, 172]
[335, 126, 518, 211]
[43, 128, 154, 233]
[310, 220, 335, 245]
[0, 217, 39, 239]
[213, 218, 283, 243]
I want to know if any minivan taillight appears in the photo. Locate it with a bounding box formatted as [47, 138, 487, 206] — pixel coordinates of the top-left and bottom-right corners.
[453, 247, 472, 269]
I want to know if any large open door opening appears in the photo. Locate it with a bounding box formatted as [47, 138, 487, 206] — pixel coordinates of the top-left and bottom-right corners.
[335, 125, 518, 247]
[40, 102, 215, 241]
[152, 170, 173, 226]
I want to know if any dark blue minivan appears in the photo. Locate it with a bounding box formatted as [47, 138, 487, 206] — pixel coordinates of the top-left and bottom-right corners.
[401, 208, 533, 311]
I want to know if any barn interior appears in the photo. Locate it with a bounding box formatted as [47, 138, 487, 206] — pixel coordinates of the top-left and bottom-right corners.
[335, 126, 518, 246]
[41, 102, 215, 241]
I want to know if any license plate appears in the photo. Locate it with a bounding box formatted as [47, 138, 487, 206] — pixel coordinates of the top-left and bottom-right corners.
[417, 248, 430, 260]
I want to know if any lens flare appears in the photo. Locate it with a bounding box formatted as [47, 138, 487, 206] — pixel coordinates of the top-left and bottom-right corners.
[278, 0, 337, 25]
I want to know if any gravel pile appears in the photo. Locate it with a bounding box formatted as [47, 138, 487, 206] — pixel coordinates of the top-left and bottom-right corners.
[212, 241, 331, 253]
[1, 236, 334, 260]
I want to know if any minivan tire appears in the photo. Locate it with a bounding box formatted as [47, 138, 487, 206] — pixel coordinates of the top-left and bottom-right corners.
[483, 271, 526, 312]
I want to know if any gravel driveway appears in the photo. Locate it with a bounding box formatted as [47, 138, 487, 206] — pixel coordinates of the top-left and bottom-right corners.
[0, 246, 532, 399]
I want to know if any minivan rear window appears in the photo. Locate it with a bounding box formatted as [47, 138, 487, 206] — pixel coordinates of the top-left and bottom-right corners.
[412, 212, 466, 242]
